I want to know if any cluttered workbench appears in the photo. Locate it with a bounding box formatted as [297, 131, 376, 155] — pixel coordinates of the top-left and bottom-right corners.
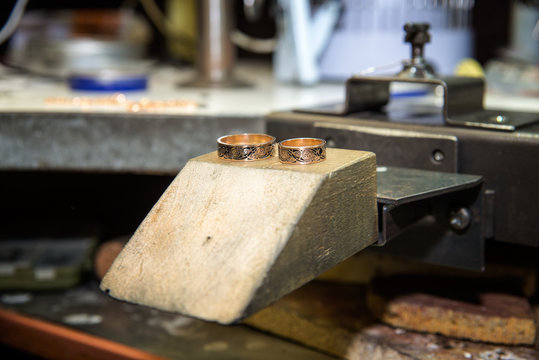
[1, 1, 539, 359]
[0, 62, 344, 174]
[0, 60, 348, 359]
[1, 59, 538, 359]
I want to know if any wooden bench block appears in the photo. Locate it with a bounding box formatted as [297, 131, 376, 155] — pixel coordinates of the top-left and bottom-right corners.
[100, 148, 377, 324]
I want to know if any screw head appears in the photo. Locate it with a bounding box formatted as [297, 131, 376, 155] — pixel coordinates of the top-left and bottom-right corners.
[449, 208, 472, 231]
[432, 149, 445, 163]
[491, 115, 507, 123]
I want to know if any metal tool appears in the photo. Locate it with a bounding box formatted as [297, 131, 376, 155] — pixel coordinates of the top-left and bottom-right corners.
[268, 23, 539, 271]
[182, 0, 248, 88]
[398, 23, 436, 79]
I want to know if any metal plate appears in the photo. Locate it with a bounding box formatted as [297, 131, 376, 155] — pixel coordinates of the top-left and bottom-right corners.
[314, 123, 458, 172]
[297, 76, 539, 131]
[375, 185, 485, 271]
[0, 112, 264, 174]
[268, 104, 539, 248]
[377, 166, 482, 205]
[450, 110, 539, 131]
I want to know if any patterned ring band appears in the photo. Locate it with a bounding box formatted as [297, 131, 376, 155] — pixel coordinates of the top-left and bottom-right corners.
[217, 133, 276, 161]
[278, 138, 326, 165]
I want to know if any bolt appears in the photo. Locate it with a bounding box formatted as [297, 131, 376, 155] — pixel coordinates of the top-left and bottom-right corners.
[449, 208, 472, 231]
[432, 149, 444, 163]
[491, 115, 507, 123]
[404, 23, 431, 59]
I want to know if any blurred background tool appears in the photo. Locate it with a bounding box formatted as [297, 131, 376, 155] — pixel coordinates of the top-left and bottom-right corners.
[273, 0, 341, 85]
[5, 8, 152, 79]
[485, 0, 539, 97]
[397, 23, 436, 79]
[319, 0, 476, 79]
[182, 0, 249, 87]
[0, 238, 95, 290]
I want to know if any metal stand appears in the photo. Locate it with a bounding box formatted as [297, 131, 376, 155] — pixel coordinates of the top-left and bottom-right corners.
[181, 0, 249, 88]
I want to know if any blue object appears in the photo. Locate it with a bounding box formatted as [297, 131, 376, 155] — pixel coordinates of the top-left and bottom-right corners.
[390, 89, 429, 98]
[68, 74, 148, 92]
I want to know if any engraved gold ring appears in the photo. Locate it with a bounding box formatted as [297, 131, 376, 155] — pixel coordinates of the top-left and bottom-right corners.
[278, 138, 326, 164]
[217, 133, 276, 161]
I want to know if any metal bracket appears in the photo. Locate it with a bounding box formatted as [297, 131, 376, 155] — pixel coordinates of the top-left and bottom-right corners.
[375, 166, 485, 271]
[313, 123, 458, 172]
[297, 75, 539, 131]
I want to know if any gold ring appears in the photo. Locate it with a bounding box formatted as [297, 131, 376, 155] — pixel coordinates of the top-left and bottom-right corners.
[217, 133, 275, 161]
[278, 138, 326, 164]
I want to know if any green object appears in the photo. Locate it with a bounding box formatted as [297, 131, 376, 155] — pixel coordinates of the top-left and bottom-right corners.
[0, 238, 96, 290]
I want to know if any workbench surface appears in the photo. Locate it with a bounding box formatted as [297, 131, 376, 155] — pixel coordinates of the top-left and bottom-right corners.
[0, 62, 537, 174]
[0, 62, 345, 116]
[0, 281, 335, 359]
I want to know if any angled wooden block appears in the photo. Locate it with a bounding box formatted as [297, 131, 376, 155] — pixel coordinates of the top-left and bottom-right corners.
[100, 148, 377, 324]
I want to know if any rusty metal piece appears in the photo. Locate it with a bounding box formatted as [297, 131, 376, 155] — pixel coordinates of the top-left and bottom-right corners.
[368, 276, 537, 345]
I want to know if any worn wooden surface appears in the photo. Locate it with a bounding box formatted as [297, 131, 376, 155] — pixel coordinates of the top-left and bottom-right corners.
[245, 281, 539, 359]
[244, 281, 374, 357]
[368, 275, 537, 345]
[101, 148, 377, 324]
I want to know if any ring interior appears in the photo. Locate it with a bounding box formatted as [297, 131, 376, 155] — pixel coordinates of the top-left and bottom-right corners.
[219, 134, 274, 146]
[280, 138, 325, 148]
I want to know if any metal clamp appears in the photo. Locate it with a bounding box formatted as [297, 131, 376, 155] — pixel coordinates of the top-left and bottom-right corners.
[375, 166, 485, 271]
[297, 75, 539, 131]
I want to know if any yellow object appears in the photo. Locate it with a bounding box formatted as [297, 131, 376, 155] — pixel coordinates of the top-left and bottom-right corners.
[454, 58, 485, 78]
[166, 0, 196, 62]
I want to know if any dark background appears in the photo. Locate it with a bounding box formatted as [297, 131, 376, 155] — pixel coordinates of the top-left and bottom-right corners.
[0, 0, 516, 65]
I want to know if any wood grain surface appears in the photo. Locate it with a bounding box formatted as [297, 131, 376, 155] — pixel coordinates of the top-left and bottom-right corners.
[101, 148, 377, 324]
